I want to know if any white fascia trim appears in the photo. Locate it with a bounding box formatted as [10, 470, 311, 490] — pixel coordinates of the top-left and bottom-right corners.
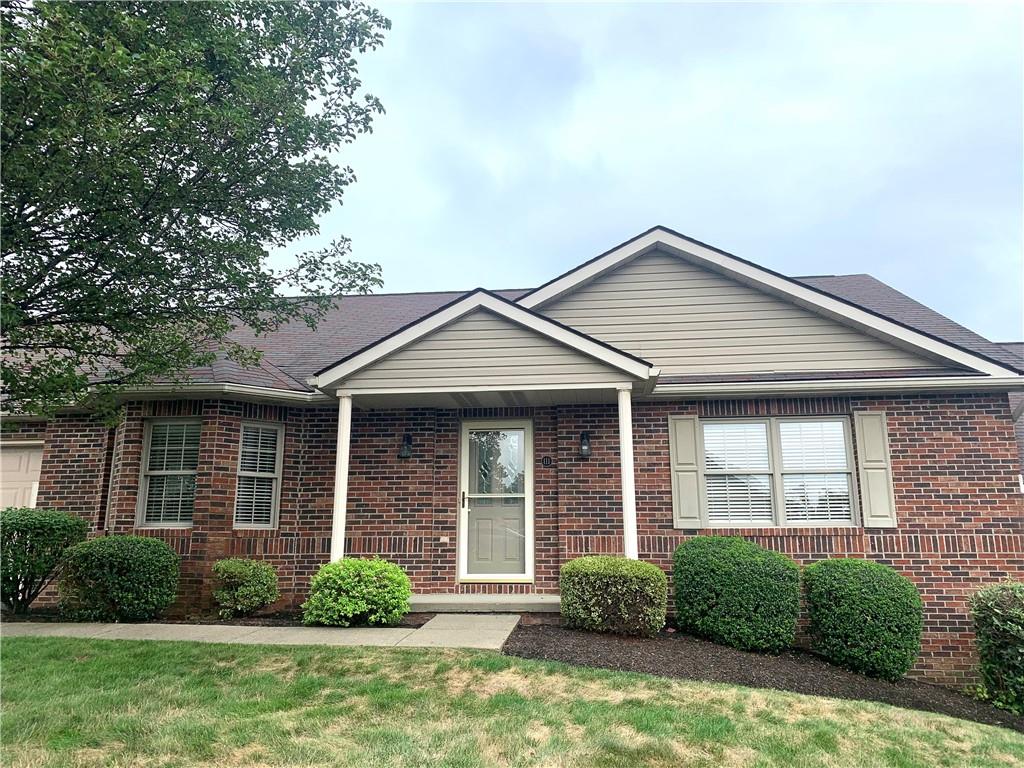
[310, 291, 652, 389]
[518, 228, 1019, 378]
[120, 383, 331, 405]
[648, 375, 1024, 399]
[337, 381, 636, 396]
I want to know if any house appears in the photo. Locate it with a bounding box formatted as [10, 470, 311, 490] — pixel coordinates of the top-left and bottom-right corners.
[3, 226, 1023, 686]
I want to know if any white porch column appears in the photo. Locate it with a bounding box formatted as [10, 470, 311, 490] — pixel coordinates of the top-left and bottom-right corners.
[617, 386, 639, 559]
[330, 393, 353, 561]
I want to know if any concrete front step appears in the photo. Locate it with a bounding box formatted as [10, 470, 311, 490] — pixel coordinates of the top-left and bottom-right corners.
[410, 593, 560, 613]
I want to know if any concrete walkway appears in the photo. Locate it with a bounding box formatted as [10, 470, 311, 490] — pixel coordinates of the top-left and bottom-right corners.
[1, 613, 520, 650]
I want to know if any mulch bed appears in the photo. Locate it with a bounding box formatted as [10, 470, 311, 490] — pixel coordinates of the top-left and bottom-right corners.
[503, 624, 1023, 732]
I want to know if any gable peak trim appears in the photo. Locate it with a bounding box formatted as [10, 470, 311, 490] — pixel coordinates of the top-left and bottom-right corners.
[517, 226, 1022, 378]
[309, 287, 654, 390]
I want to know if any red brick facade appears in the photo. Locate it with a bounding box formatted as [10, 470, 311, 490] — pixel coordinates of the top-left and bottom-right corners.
[6, 392, 1022, 688]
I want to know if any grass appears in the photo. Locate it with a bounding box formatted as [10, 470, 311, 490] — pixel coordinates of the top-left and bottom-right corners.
[1, 637, 1022, 767]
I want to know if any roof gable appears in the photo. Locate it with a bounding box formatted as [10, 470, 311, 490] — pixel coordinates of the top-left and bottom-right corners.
[309, 289, 654, 391]
[538, 249, 951, 378]
[518, 226, 1022, 378]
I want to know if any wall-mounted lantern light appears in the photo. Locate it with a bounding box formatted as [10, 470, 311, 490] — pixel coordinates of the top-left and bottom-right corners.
[398, 432, 413, 459]
[579, 431, 592, 459]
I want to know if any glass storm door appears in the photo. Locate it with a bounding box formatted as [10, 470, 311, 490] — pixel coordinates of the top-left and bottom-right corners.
[459, 421, 533, 580]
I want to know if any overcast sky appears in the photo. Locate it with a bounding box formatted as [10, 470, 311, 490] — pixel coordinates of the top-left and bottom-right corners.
[275, 2, 1023, 342]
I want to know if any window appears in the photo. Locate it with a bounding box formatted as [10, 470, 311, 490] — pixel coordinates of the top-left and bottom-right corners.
[138, 421, 201, 526]
[702, 422, 773, 525]
[699, 417, 855, 527]
[234, 423, 283, 528]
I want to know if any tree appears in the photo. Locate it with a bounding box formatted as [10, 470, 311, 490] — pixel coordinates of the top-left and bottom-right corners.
[1, 1, 389, 418]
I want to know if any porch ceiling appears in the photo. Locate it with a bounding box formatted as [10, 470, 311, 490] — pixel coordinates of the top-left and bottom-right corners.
[350, 386, 624, 410]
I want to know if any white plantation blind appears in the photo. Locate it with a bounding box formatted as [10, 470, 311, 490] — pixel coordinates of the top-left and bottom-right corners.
[693, 417, 857, 528]
[235, 423, 283, 528]
[778, 421, 848, 471]
[701, 422, 773, 525]
[240, 425, 279, 474]
[140, 421, 202, 526]
[778, 420, 853, 524]
[702, 422, 770, 471]
[705, 474, 774, 525]
[782, 474, 852, 523]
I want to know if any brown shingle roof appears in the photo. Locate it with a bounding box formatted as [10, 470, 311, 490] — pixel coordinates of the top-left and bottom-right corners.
[998, 342, 1024, 365]
[192, 275, 1019, 391]
[797, 275, 1024, 372]
[219, 290, 527, 391]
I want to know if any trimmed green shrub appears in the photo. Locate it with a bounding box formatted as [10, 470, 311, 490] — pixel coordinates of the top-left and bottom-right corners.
[560, 556, 667, 637]
[804, 558, 922, 681]
[58, 535, 179, 621]
[970, 581, 1024, 714]
[673, 536, 800, 653]
[302, 557, 411, 627]
[0, 507, 89, 613]
[212, 558, 280, 619]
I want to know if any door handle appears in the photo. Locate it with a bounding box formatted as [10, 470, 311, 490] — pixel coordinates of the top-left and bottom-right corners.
[461, 491, 467, 510]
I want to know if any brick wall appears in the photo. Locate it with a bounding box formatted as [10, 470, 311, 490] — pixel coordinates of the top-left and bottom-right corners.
[4, 415, 113, 526]
[630, 394, 1024, 688]
[13, 392, 1023, 688]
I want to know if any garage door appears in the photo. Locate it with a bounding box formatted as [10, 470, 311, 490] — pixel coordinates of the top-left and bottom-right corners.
[1, 445, 43, 508]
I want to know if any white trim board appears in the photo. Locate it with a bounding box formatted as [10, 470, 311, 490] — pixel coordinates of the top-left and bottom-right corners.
[337, 381, 637, 396]
[310, 289, 654, 390]
[648, 375, 1024, 399]
[118, 383, 331, 406]
[517, 227, 1021, 379]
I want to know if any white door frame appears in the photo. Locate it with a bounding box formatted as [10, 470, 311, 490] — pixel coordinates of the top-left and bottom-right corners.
[458, 419, 535, 583]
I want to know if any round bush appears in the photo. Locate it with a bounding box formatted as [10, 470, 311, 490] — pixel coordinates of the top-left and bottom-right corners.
[1, 507, 89, 614]
[673, 536, 800, 653]
[58, 535, 179, 621]
[302, 557, 411, 627]
[560, 556, 667, 637]
[212, 558, 280, 619]
[804, 558, 922, 681]
[970, 581, 1024, 714]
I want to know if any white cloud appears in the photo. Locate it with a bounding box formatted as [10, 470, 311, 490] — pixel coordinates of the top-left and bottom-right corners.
[271, 1, 1022, 339]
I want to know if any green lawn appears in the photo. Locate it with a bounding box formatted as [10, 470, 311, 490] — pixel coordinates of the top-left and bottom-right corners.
[1, 637, 1022, 767]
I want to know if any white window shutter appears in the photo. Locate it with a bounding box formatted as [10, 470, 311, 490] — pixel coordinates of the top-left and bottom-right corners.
[854, 411, 897, 528]
[669, 416, 703, 528]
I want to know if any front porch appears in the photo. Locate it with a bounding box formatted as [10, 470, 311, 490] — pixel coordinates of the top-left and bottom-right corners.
[308, 288, 661, 601]
[330, 387, 645, 601]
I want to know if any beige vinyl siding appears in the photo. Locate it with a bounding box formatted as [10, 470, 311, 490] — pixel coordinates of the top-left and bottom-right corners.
[342, 309, 629, 389]
[539, 250, 944, 376]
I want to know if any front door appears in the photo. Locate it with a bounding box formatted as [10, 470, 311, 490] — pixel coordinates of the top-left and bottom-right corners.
[459, 420, 534, 581]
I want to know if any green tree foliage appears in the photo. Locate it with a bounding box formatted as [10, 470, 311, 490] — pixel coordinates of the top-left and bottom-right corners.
[0, 507, 89, 614]
[1, 1, 389, 417]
